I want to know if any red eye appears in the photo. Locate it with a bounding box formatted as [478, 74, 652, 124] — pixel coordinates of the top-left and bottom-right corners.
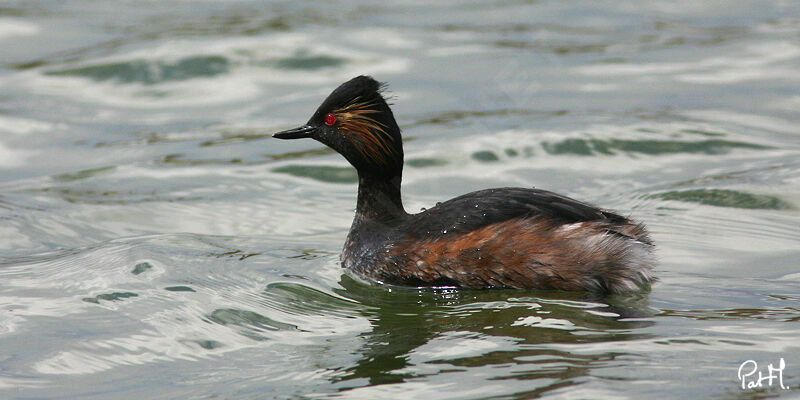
[324, 113, 336, 126]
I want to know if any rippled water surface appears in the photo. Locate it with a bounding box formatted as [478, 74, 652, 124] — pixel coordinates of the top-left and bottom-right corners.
[2, 1, 800, 399]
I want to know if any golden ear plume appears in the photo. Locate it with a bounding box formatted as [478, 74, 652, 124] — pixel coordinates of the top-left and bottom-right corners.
[333, 97, 396, 166]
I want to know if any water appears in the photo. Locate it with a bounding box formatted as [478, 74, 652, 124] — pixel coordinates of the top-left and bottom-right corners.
[1, 1, 799, 398]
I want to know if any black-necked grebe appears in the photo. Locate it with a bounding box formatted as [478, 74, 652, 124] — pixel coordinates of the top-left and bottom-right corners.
[273, 76, 655, 293]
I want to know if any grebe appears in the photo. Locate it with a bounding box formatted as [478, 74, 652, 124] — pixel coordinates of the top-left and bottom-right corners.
[273, 76, 655, 293]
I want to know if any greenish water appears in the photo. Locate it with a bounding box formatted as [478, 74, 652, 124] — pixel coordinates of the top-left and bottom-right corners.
[1, 1, 799, 399]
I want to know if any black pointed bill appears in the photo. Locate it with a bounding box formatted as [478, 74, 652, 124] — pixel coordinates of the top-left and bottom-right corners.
[273, 125, 315, 139]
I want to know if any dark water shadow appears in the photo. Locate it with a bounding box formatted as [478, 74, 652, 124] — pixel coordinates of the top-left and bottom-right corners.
[330, 275, 656, 395]
[649, 189, 794, 210]
[45, 55, 230, 84]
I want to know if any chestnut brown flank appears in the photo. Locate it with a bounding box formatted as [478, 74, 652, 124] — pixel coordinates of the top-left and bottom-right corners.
[386, 218, 650, 291]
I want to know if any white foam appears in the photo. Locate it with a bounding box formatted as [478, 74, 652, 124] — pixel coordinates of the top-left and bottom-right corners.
[0, 115, 56, 135]
[576, 41, 800, 84]
[427, 45, 486, 57]
[0, 18, 38, 39]
[579, 83, 618, 92]
[684, 109, 799, 133]
[0, 142, 32, 167]
[343, 28, 420, 49]
[511, 316, 576, 329]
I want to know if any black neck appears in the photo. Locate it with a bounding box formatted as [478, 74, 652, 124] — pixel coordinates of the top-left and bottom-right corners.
[355, 172, 407, 223]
